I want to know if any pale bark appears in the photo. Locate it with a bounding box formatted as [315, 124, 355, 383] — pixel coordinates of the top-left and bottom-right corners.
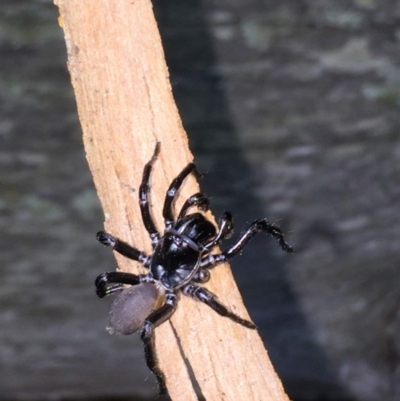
[55, 1, 290, 400]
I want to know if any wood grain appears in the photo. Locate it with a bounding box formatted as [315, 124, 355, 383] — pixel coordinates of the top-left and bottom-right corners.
[54, 1, 290, 400]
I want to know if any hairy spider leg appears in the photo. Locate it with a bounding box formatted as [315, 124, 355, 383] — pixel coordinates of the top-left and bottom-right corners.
[141, 293, 178, 397]
[200, 218, 293, 271]
[97, 231, 151, 267]
[177, 192, 210, 220]
[163, 162, 202, 229]
[95, 271, 142, 298]
[183, 284, 256, 329]
[139, 142, 162, 246]
[204, 212, 234, 249]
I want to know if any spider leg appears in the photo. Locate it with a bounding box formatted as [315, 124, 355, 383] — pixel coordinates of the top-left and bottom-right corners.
[177, 192, 210, 220]
[183, 284, 256, 329]
[95, 271, 143, 298]
[200, 218, 293, 269]
[204, 212, 234, 250]
[141, 293, 178, 396]
[97, 231, 151, 267]
[192, 268, 210, 283]
[139, 142, 162, 246]
[163, 163, 202, 229]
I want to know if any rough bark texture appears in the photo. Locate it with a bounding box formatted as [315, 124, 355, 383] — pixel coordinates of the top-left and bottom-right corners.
[54, 0, 289, 400]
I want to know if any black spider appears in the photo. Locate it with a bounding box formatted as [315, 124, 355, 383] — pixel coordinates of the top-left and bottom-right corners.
[95, 142, 293, 396]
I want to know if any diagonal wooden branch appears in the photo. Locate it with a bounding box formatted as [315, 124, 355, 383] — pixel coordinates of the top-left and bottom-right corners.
[54, 1, 290, 400]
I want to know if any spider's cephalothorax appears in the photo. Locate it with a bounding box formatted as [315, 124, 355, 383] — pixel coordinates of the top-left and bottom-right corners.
[95, 142, 293, 397]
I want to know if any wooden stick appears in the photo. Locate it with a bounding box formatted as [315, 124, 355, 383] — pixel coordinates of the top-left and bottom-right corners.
[54, 1, 290, 400]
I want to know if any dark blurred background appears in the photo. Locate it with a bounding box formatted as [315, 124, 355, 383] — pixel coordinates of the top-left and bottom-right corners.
[1, 0, 400, 400]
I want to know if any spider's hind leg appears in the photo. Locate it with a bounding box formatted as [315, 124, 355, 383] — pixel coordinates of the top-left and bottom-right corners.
[141, 293, 178, 396]
[94, 271, 142, 298]
[183, 284, 256, 329]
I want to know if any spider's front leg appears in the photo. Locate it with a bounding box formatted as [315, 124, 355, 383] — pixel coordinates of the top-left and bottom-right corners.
[163, 162, 203, 229]
[178, 192, 210, 220]
[200, 218, 293, 270]
[204, 211, 234, 250]
[141, 292, 178, 397]
[139, 142, 162, 246]
[191, 212, 235, 284]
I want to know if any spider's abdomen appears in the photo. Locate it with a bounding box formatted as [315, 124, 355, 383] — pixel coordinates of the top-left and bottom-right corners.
[107, 283, 160, 335]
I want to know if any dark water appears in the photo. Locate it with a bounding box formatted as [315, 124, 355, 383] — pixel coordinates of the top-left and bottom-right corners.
[1, 1, 400, 400]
